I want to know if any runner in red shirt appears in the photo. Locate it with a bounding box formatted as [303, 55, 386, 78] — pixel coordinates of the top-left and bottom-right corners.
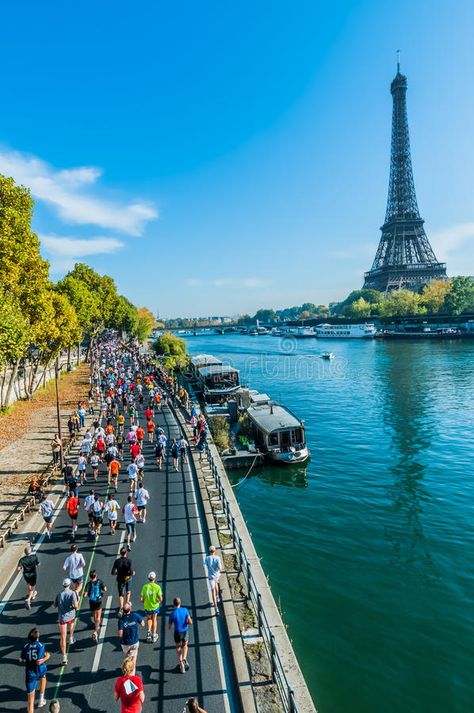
[144, 408, 153, 422]
[114, 657, 144, 713]
[66, 492, 79, 539]
[130, 442, 140, 461]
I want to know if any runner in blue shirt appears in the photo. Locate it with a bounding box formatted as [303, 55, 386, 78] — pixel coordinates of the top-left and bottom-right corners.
[168, 596, 193, 673]
[118, 603, 145, 660]
[20, 627, 50, 712]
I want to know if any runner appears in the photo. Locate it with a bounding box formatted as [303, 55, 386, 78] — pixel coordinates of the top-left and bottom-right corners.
[65, 490, 79, 539]
[140, 572, 162, 643]
[84, 570, 107, 642]
[146, 419, 155, 443]
[109, 457, 121, 491]
[117, 605, 145, 660]
[105, 492, 120, 535]
[204, 545, 222, 613]
[39, 493, 55, 539]
[116, 431, 125, 459]
[168, 596, 193, 673]
[130, 440, 140, 462]
[17, 546, 39, 610]
[127, 461, 138, 493]
[178, 435, 189, 464]
[84, 489, 95, 536]
[134, 482, 150, 524]
[154, 440, 165, 471]
[135, 452, 145, 480]
[186, 699, 208, 713]
[54, 579, 78, 665]
[96, 435, 106, 461]
[90, 452, 100, 481]
[75, 454, 88, 484]
[63, 543, 86, 593]
[112, 548, 135, 612]
[117, 412, 125, 434]
[123, 495, 138, 550]
[170, 438, 179, 471]
[91, 493, 105, 538]
[114, 655, 145, 711]
[20, 627, 50, 712]
[62, 460, 74, 490]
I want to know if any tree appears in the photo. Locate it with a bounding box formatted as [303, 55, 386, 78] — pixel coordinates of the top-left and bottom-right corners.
[443, 276, 474, 315]
[134, 307, 155, 342]
[379, 290, 426, 317]
[347, 297, 373, 318]
[152, 332, 187, 370]
[253, 308, 275, 323]
[0, 291, 29, 369]
[334, 289, 383, 315]
[420, 279, 452, 314]
[237, 314, 253, 326]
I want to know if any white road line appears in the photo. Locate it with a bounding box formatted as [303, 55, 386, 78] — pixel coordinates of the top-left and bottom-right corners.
[0, 493, 68, 616]
[92, 594, 113, 672]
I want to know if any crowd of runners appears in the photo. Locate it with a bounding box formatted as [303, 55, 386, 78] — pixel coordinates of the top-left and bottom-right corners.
[15, 335, 222, 713]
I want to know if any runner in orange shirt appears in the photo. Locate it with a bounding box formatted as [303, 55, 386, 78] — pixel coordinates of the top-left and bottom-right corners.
[146, 420, 155, 443]
[135, 425, 145, 450]
[109, 458, 120, 493]
[65, 491, 79, 539]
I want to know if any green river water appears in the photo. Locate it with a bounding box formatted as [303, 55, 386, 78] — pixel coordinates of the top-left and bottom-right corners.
[185, 334, 474, 713]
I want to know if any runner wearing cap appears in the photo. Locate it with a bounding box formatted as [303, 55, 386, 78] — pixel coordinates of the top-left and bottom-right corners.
[54, 579, 78, 665]
[140, 572, 162, 643]
[117, 604, 145, 659]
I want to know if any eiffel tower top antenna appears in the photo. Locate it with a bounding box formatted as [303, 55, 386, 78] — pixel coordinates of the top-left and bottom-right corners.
[397, 49, 400, 73]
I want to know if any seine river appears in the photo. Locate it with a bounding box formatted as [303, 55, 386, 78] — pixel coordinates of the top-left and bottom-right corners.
[184, 334, 473, 713]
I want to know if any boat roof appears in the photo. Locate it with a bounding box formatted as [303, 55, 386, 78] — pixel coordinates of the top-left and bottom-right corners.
[191, 354, 222, 367]
[198, 364, 239, 376]
[250, 392, 271, 404]
[247, 402, 302, 432]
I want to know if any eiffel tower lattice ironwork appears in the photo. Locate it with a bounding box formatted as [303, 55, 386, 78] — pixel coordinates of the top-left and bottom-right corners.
[363, 54, 447, 292]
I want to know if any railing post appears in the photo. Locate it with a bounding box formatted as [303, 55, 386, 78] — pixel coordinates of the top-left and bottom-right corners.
[270, 634, 276, 679]
[289, 688, 297, 713]
[257, 592, 263, 636]
[246, 560, 252, 597]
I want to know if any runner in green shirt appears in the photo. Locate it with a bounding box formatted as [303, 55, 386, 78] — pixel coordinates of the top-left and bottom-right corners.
[140, 572, 163, 643]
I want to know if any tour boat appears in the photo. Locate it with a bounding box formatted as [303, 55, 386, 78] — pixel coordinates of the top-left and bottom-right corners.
[315, 323, 376, 338]
[246, 400, 309, 465]
[294, 327, 317, 338]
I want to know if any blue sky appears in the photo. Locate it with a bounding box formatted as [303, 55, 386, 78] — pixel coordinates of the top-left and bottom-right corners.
[1, 1, 473, 317]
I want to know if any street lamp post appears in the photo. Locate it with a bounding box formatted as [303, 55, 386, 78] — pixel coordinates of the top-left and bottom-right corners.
[55, 356, 64, 472]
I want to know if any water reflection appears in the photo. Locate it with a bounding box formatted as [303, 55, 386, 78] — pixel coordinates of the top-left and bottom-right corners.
[377, 342, 436, 578]
[228, 463, 308, 489]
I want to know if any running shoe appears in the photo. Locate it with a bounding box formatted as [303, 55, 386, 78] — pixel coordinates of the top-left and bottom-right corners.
[38, 697, 46, 708]
[184, 658, 190, 671]
[69, 637, 76, 645]
[153, 633, 158, 643]
[25, 599, 31, 610]
[62, 655, 68, 665]
[32, 590, 38, 600]
[146, 631, 152, 642]
[92, 631, 98, 642]
[180, 661, 185, 674]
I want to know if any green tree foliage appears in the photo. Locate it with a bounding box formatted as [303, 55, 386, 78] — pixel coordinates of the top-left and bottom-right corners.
[0, 291, 29, 368]
[443, 276, 474, 315]
[347, 297, 374, 318]
[333, 289, 383, 315]
[152, 332, 187, 370]
[253, 308, 276, 322]
[420, 279, 452, 314]
[236, 314, 253, 326]
[134, 307, 155, 342]
[379, 290, 426, 317]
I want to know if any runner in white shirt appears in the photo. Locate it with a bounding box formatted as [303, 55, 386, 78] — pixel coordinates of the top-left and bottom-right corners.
[39, 493, 55, 538]
[134, 482, 150, 523]
[63, 544, 86, 593]
[135, 453, 145, 479]
[127, 462, 138, 493]
[105, 493, 120, 535]
[90, 453, 100, 481]
[84, 489, 95, 535]
[123, 495, 138, 551]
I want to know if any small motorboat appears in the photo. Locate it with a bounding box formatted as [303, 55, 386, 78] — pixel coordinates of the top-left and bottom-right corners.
[321, 352, 335, 360]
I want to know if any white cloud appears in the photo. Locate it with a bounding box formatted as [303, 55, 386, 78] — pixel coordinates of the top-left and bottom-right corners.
[185, 277, 271, 289]
[431, 223, 474, 261]
[0, 149, 157, 235]
[41, 234, 125, 274]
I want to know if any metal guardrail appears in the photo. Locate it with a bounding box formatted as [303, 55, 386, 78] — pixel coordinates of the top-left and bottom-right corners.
[0, 434, 77, 548]
[203, 441, 298, 713]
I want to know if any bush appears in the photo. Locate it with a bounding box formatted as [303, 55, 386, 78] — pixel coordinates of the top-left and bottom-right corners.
[210, 416, 230, 452]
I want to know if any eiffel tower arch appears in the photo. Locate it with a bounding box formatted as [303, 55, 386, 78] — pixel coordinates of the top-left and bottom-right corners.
[363, 55, 447, 293]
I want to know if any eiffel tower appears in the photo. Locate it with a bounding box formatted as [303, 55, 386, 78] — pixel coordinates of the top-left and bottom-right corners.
[363, 54, 447, 292]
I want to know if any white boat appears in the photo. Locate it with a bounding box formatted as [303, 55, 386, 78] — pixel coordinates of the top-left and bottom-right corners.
[294, 326, 317, 338]
[315, 323, 376, 339]
[246, 401, 309, 465]
[197, 364, 240, 401]
[321, 352, 335, 360]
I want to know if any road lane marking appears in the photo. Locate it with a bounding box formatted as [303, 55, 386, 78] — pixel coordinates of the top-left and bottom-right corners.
[0, 493, 68, 616]
[92, 594, 113, 672]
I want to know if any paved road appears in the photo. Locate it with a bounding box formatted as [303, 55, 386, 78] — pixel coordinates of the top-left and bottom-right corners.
[0, 400, 237, 712]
